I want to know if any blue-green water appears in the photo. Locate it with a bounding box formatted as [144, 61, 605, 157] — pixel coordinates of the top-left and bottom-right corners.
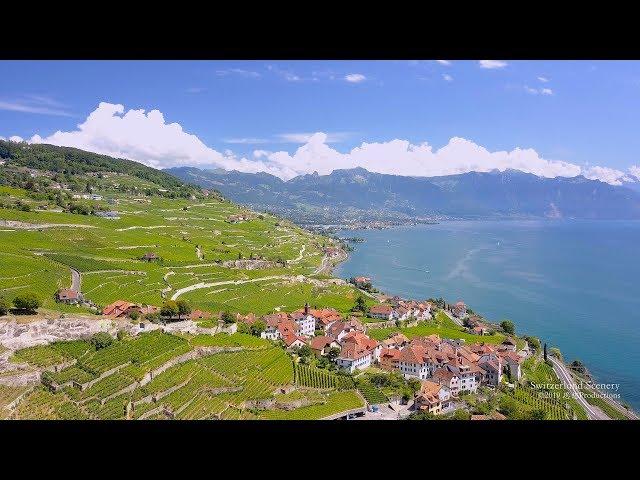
[335, 220, 640, 411]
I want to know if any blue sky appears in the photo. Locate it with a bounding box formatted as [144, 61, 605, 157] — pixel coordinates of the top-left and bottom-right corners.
[1, 60, 640, 184]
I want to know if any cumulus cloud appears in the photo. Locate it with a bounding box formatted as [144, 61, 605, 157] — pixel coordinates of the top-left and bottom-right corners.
[442, 74, 453, 82]
[14, 102, 635, 186]
[479, 60, 508, 69]
[436, 60, 452, 66]
[345, 73, 366, 83]
[629, 165, 640, 180]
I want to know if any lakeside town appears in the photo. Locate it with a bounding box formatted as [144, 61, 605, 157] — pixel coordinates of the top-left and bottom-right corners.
[4, 271, 634, 420]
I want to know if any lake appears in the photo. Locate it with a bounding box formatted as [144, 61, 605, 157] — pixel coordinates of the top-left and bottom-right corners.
[335, 220, 640, 411]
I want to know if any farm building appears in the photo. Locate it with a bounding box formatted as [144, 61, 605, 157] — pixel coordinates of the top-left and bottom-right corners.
[55, 288, 83, 305]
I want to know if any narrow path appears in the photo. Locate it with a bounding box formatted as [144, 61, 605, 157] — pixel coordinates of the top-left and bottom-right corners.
[70, 267, 81, 292]
[290, 245, 306, 263]
[549, 356, 607, 420]
[170, 275, 292, 300]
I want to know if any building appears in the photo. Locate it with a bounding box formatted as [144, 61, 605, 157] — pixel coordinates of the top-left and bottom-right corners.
[261, 313, 290, 340]
[55, 288, 82, 304]
[415, 380, 452, 415]
[500, 351, 523, 381]
[398, 345, 437, 380]
[478, 355, 503, 386]
[307, 307, 342, 331]
[431, 368, 460, 396]
[281, 331, 307, 351]
[290, 304, 318, 336]
[102, 300, 138, 318]
[141, 252, 160, 262]
[353, 276, 371, 287]
[452, 301, 467, 318]
[336, 342, 373, 373]
[95, 210, 120, 219]
[381, 333, 409, 349]
[309, 336, 340, 356]
[369, 304, 394, 321]
[500, 338, 517, 352]
[379, 348, 402, 371]
[190, 309, 212, 321]
[341, 331, 381, 361]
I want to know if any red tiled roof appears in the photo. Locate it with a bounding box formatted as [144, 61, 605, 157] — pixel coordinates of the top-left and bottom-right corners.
[370, 304, 393, 315]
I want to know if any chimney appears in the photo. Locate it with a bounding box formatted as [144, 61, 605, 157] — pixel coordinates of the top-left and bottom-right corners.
[304, 302, 309, 315]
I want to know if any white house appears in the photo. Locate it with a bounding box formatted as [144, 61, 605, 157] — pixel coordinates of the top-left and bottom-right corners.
[336, 343, 373, 373]
[290, 310, 316, 337]
[398, 345, 436, 380]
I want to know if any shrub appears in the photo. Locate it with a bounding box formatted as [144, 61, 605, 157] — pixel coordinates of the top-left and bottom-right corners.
[90, 332, 114, 350]
[0, 297, 9, 315]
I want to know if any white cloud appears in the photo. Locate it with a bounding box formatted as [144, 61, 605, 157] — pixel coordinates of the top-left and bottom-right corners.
[0, 95, 73, 117]
[345, 73, 366, 83]
[276, 132, 353, 144]
[442, 74, 453, 82]
[267, 65, 301, 82]
[629, 165, 640, 180]
[216, 68, 261, 78]
[436, 60, 451, 66]
[538, 76, 549, 83]
[524, 86, 554, 96]
[583, 166, 632, 186]
[224, 137, 271, 144]
[9, 135, 24, 142]
[14, 102, 632, 186]
[479, 60, 508, 69]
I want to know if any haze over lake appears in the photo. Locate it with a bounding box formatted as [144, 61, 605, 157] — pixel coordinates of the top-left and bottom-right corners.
[336, 220, 640, 410]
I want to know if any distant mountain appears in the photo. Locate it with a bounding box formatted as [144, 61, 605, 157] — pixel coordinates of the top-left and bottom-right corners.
[167, 166, 640, 223]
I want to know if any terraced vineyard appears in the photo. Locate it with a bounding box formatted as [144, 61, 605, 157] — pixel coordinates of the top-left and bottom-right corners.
[356, 379, 388, 405]
[5, 331, 363, 420]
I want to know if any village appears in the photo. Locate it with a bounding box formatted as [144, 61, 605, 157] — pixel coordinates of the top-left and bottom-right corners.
[65, 286, 528, 420]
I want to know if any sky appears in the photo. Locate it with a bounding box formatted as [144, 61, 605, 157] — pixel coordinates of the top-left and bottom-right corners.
[1, 60, 640, 185]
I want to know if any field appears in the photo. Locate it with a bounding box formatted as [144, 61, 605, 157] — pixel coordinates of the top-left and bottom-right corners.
[367, 311, 508, 345]
[0, 183, 361, 316]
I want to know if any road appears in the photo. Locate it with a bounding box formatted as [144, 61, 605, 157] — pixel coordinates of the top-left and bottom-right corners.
[549, 356, 608, 420]
[70, 267, 81, 292]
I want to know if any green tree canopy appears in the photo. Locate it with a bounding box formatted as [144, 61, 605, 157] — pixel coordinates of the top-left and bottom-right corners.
[13, 293, 41, 313]
[221, 311, 235, 324]
[500, 320, 515, 335]
[160, 300, 178, 320]
[0, 297, 9, 315]
[176, 300, 191, 320]
[90, 332, 114, 350]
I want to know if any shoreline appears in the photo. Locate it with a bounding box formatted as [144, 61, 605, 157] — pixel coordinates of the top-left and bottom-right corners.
[331, 225, 638, 418]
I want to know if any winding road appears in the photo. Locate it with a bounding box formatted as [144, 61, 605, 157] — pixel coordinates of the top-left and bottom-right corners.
[549, 356, 608, 420]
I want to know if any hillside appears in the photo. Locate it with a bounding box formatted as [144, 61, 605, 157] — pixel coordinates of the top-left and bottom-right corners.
[168, 166, 640, 224]
[0, 140, 200, 197]
[0, 150, 360, 317]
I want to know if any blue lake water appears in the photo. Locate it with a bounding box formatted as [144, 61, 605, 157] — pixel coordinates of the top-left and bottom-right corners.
[335, 220, 640, 410]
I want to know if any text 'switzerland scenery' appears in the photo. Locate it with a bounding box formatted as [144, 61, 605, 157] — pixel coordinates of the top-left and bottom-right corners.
[0, 60, 637, 421]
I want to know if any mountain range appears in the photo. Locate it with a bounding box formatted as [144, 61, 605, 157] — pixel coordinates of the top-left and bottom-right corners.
[167, 166, 640, 224]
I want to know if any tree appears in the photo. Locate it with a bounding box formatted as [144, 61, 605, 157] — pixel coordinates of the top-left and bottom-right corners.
[500, 320, 515, 335]
[128, 310, 140, 321]
[176, 300, 191, 320]
[352, 295, 368, 314]
[550, 347, 563, 361]
[0, 297, 9, 316]
[326, 346, 341, 361]
[524, 335, 541, 351]
[250, 320, 266, 337]
[221, 311, 235, 324]
[160, 300, 178, 321]
[116, 330, 128, 341]
[298, 344, 313, 358]
[13, 293, 41, 314]
[90, 332, 114, 350]
[543, 342, 548, 361]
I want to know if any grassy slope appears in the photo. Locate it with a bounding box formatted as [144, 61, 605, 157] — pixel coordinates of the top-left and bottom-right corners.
[0, 183, 361, 315]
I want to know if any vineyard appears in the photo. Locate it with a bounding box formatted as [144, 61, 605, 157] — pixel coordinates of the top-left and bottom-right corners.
[258, 391, 365, 420]
[294, 363, 356, 390]
[356, 378, 388, 405]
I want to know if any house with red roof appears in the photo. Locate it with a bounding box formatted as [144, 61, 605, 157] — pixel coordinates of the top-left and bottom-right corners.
[415, 380, 452, 415]
[102, 300, 138, 318]
[369, 304, 394, 321]
[55, 288, 82, 305]
[398, 345, 439, 380]
[431, 368, 461, 396]
[379, 347, 402, 371]
[309, 336, 340, 356]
